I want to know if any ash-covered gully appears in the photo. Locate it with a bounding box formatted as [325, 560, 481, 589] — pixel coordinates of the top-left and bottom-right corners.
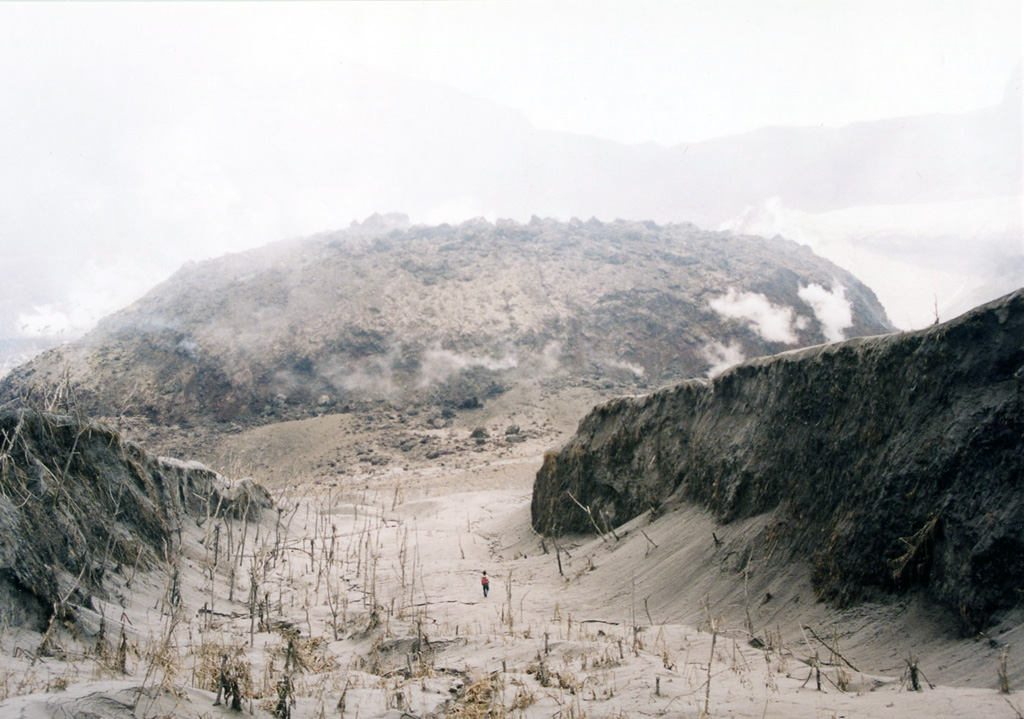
[533, 288, 1024, 629]
[0, 410, 271, 631]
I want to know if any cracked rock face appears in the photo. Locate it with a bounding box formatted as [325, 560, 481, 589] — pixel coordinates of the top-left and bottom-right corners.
[1, 217, 890, 435]
[532, 288, 1024, 628]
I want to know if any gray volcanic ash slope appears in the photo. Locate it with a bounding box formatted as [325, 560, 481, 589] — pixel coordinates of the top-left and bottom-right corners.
[0, 409, 271, 632]
[0, 217, 891, 435]
[532, 288, 1024, 629]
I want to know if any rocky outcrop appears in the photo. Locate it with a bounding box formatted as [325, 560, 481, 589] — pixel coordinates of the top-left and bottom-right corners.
[0, 409, 271, 630]
[532, 289, 1024, 628]
[0, 217, 892, 432]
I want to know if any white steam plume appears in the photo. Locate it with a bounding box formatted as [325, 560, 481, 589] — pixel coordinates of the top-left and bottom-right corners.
[321, 348, 401, 398]
[417, 345, 518, 388]
[539, 341, 562, 373]
[702, 341, 746, 378]
[598, 357, 645, 377]
[798, 282, 853, 343]
[709, 289, 800, 344]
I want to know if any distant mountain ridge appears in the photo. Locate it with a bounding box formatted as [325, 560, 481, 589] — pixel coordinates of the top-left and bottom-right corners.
[1, 217, 892, 430]
[1, 63, 1018, 342]
[306, 69, 1020, 227]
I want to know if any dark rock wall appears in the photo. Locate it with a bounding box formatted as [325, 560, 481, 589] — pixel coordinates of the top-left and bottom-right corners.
[0, 409, 271, 629]
[532, 289, 1024, 627]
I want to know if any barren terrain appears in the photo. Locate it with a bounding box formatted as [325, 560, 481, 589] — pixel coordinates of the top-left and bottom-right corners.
[2, 395, 1021, 719]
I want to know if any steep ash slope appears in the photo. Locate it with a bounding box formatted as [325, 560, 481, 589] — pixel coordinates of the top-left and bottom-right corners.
[0, 409, 271, 631]
[0, 217, 891, 433]
[533, 289, 1024, 628]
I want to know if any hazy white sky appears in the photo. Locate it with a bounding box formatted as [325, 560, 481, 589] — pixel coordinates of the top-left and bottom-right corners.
[0, 1, 1021, 340]
[4, 1, 1020, 146]
[313, 0, 1022, 145]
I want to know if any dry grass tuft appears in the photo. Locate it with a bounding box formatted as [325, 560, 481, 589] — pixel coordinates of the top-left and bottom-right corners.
[446, 673, 502, 719]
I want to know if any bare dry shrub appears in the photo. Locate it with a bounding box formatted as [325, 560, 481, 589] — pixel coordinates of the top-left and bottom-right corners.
[447, 674, 502, 719]
[1000, 648, 1011, 694]
[195, 642, 253, 710]
[268, 634, 337, 675]
[555, 669, 583, 694]
[508, 679, 536, 712]
[589, 648, 621, 669]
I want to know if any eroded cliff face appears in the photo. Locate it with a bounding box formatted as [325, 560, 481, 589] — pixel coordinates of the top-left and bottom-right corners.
[532, 289, 1024, 627]
[0, 410, 272, 630]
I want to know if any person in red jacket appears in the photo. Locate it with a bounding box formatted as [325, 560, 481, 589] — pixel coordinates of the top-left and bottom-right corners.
[481, 571, 489, 598]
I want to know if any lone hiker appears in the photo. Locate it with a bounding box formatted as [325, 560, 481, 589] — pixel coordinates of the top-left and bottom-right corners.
[481, 571, 489, 598]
